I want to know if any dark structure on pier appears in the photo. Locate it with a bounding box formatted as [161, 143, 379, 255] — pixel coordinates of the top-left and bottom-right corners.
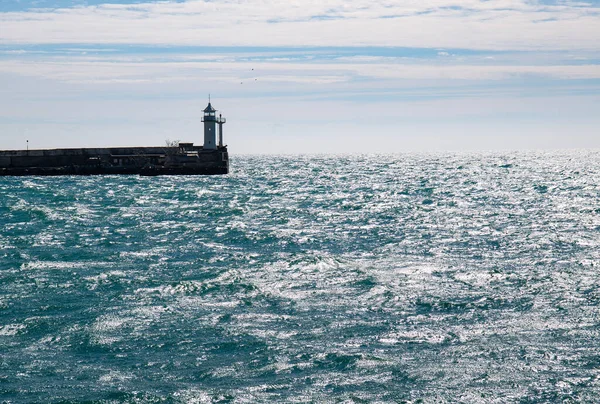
[0, 102, 229, 176]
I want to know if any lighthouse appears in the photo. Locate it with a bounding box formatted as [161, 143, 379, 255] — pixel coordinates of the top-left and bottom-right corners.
[202, 101, 226, 150]
[202, 102, 217, 150]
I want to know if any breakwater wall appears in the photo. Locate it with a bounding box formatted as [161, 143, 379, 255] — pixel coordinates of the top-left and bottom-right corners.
[0, 145, 229, 176]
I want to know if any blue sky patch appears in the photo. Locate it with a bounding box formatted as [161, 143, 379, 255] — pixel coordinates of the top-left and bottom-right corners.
[0, 0, 185, 12]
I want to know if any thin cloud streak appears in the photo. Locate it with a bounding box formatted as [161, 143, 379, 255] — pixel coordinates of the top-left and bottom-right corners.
[1, 57, 599, 85]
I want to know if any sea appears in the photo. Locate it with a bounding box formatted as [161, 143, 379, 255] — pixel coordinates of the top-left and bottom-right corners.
[1, 151, 600, 403]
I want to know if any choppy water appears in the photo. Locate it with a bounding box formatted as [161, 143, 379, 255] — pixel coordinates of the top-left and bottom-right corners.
[1, 151, 600, 403]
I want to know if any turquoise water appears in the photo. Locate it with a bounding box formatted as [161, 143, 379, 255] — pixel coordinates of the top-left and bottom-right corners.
[1, 151, 600, 402]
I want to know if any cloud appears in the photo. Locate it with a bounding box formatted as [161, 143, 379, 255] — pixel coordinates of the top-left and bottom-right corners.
[1, 52, 599, 86]
[0, 0, 599, 50]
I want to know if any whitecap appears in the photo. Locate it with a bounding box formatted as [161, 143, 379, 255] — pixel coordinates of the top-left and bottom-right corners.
[0, 323, 25, 336]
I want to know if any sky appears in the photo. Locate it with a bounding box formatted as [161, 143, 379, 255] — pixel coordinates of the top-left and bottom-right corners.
[1, 0, 599, 154]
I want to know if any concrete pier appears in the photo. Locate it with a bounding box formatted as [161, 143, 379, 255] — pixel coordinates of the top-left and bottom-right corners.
[1, 101, 230, 176]
[0, 144, 229, 176]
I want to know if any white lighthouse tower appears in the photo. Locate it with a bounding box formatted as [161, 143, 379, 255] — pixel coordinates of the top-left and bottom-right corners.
[202, 102, 217, 150]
